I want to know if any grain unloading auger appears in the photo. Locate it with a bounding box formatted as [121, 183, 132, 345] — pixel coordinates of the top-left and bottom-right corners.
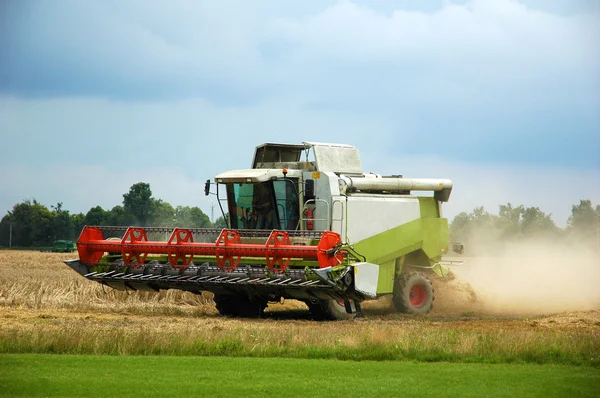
[66, 142, 463, 320]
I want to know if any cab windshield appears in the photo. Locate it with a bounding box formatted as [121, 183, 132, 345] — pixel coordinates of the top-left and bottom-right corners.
[227, 180, 299, 230]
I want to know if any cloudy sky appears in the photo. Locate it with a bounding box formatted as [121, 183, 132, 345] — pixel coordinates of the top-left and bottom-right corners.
[1, 0, 598, 226]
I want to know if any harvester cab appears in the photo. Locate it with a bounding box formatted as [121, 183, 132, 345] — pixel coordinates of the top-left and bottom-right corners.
[66, 142, 460, 320]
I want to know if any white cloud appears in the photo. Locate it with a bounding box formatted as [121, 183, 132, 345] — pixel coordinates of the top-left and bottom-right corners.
[4, 0, 598, 103]
[1, 1, 598, 228]
[270, 0, 597, 74]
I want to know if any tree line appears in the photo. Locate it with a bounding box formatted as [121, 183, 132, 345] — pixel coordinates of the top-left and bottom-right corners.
[0, 182, 226, 247]
[0, 181, 598, 249]
[450, 200, 600, 250]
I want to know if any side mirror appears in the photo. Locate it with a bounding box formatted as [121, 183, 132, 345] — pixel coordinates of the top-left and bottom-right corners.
[304, 179, 315, 200]
[204, 179, 211, 196]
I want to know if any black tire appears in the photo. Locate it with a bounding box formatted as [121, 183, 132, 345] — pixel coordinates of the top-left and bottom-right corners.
[392, 272, 434, 314]
[307, 299, 357, 321]
[213, 294, 267, 318]
[305, 301, 328, 320]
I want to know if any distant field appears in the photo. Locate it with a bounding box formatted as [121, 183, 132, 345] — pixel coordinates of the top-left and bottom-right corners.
[0, 246, 54, 252]
[1, 354, 599, 398]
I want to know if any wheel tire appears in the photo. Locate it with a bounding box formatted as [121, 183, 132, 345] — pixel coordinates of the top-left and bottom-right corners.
[309, 299, 357, 321]
[392, 272, 434, 314]
[213, 294, 267, 318]
[305, 301, 328, 320]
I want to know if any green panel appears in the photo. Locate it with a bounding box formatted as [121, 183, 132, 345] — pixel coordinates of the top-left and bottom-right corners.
[376, 259, 396, 293]
[352, 218, 424, 268]
[418, 197, 439, 218]
[421, 218, 449, 260]
[351, 211, 450, 295]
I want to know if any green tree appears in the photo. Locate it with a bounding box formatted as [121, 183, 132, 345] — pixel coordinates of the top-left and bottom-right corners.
[30, 201, 54, 245]
[51, 202, 73, 240]
[450, 203, 563, 245]
[189, 207, 211, 228]
[106, 205, 132, 226]
[71, 213, 86, 237]
[2, 200, 54, 246]
[84, 206, 108, 226]
[471, 206, 496, 225]
[0, 214, 15, 246]
[0, 200, 54, 246]
[567, 200, 600, 238]
[497, 203, 524, 239]
[521, 206, 559, 237]
[213, 215, 228, 229]
[152, 200, 176, 226]
[176, 206, 211, 228]
[123, 182, 154, 226]
[166, 206, 212, 228]
[7, 201, 33, 246]
[173, 206, 193, 227]
[448, 211, 471, 241]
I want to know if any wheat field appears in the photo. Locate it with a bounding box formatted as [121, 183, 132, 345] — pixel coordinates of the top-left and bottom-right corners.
[1, 250, 599, 364]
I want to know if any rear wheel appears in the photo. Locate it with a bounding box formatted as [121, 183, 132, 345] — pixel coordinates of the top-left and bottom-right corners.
[213, 294, 267, 318]
[392, 272, 434, 314]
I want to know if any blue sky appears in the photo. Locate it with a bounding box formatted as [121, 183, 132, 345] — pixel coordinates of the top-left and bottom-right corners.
[1, 0, 598, 226]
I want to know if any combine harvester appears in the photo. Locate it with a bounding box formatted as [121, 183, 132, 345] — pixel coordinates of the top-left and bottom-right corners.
[66, 142, 463, 320]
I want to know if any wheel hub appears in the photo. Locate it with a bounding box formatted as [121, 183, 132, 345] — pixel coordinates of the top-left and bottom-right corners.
[409, 284, 427, 307]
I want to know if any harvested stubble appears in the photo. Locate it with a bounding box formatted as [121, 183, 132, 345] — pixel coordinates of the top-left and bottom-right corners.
[1, 251, 599, 365]
[0, 251, 215, 315]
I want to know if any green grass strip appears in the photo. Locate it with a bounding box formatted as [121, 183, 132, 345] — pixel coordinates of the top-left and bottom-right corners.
[0, 354, 598, 397]
[1, 327, 598, 366]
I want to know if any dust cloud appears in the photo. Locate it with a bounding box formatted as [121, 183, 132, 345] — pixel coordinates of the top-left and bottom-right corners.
[439, 238, 600, 315]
